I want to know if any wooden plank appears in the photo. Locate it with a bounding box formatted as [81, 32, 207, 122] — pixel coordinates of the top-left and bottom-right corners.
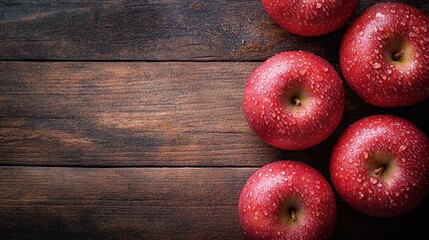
[1, 0, 427, 61]
[0, 167, 428, 240]
[0, 61, 275, 166]
[0, 62, 427, 167]
[0, 167, 250, 240]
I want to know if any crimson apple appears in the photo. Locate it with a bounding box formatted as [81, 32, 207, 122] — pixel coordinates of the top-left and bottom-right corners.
[261, 0, 359, 36]
[238, 160, 337, 240]
[243, 51, 344, 150]
[340, 2, 429, 107]
[330, 115, 429, 217]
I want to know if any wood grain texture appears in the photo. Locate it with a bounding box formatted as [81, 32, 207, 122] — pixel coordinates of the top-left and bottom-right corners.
[0, 0, 427, 61]
[1, 61, 427, 167]
[0, 167, 428, 240]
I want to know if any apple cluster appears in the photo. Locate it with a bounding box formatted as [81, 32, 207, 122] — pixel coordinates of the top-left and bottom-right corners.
[239, 1, 429, 240]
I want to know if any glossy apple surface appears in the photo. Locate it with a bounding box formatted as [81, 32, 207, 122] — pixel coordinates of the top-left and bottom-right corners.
[262, 0, 359, 36]
[330, 115, 429, 217]
[239, 160, 336, 240]
[243, 51, 344, 150]
[340, 2, 429, 107]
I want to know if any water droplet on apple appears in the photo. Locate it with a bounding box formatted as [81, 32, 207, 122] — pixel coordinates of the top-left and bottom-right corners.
[421, 26, 428, 32]
[409, 32, 416, 38]
[358, 191, 365, 199]
[377, 182, 382, 188]
[370, 176, 378, 185]
[280, 171, 286, 176]
[376, 12, 385, 18]
[372, 62, 382, 69]
[359, 31, 364, 36]
[390, 9, 396, 13]
[357, 177, 363, 183]
[400, 21, 406, 26]
[399, 145, 406, 152]
[348, 158, 354, 164]
[363, 151, 369, 159]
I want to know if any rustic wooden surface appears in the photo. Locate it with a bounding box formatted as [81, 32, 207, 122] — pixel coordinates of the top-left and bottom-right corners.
[0, 0, 428, 239]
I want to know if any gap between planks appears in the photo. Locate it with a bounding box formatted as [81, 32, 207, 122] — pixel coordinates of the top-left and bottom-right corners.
[0, 164, 263, 169]
[0, 59, 265, 63]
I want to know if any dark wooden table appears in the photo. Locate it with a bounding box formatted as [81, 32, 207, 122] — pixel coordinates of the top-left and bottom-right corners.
[0, 0, 428, 239]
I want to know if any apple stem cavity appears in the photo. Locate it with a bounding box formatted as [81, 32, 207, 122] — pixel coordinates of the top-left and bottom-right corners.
[292, 97, 301, 106]
[392, 50, 405, 61]
[289, 208, 298, 222]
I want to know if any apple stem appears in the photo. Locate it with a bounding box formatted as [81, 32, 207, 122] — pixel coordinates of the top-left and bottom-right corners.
[374, 166, 385, 176]
[292, 97, 301, 106]
[290, 208, 297, 222]
[392, 50, 405, 61]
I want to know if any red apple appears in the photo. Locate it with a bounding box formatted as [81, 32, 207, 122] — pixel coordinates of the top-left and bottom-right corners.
[243, 51, 344, 150]
[330, 115, 429, 217]
[340, 2, 429, 107]
[238, 161, 336, 240]
[261, 0, 359, 36]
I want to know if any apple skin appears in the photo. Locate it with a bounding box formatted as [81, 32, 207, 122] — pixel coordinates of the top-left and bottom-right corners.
[238, 160, 336, 240]
[330, 115, 429, 217]
[243, 51, 344, 150]
[340, 2, 429, 107]
[261, 0, 359, 36]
